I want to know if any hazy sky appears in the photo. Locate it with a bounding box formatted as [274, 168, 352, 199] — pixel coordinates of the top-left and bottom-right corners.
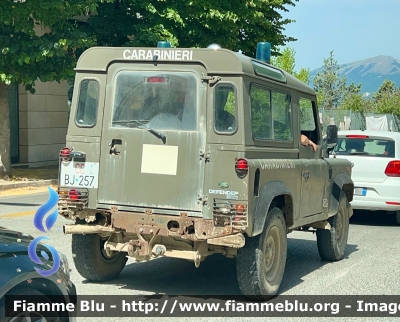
[280, 0, 400, 71]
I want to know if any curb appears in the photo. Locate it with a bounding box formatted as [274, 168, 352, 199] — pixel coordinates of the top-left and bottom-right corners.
[0, 179, 58, 191]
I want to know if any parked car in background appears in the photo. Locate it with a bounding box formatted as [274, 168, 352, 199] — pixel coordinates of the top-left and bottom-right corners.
[331, 130, 400, 224]
[0, 226, 77, 321]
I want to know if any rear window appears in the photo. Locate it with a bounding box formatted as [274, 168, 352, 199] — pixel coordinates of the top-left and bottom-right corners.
[214, 83, 237, 134]
[112, 71, 197, 131]
[75, 79, 99, 127]
[334, 137, 395, 157]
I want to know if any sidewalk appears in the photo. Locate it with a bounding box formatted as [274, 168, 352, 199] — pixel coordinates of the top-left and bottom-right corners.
[0, 165, 59, 192]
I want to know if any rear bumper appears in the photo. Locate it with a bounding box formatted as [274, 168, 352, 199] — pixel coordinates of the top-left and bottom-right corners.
[351, 198, 400, 212]
[351, 179, 400, 212]
[64, 210, 246, 242]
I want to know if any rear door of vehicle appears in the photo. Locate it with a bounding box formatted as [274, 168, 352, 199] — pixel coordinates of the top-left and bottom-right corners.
[97, 62, 207, 213]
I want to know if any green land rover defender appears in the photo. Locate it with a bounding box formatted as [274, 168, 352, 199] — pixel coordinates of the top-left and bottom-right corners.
[58, 41, 354, 299]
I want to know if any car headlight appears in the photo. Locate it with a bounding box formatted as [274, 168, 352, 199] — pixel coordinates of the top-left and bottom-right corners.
[58, 252, 70, 278]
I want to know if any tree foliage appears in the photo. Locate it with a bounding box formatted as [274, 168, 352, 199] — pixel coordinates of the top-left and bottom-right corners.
[338, 79, 400, 116]
[1, 0, 300, 90]
[271, 47, 310, 84]
[0, 0, 100, 89]
[313, 50, 349, 111]
[372, 79, 400, 115]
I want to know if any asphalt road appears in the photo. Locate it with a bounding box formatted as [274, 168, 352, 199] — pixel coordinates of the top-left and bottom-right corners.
[1, 191, 399, 322]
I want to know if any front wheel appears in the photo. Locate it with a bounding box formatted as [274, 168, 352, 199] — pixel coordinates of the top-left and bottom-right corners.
[72, 234, 128, 282]
[316, 191, 350, 261]
[236, 207, 287, 300]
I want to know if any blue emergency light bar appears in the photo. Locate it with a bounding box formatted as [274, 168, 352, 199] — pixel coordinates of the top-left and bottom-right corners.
[157, 41, 171, 48]
[256, 42, 271, 64]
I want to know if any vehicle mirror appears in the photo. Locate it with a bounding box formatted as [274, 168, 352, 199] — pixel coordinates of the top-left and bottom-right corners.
[326, 125, 338, 147]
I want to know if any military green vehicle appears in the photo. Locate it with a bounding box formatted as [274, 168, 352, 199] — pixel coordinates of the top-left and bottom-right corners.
[58, 41, 354, 299]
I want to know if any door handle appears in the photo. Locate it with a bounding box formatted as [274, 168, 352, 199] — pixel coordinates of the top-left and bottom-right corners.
[109, 139, 122, 155]
[303, 172, 310, 179]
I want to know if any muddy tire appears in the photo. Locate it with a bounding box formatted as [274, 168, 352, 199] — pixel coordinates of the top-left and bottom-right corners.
[236, 207, 287, 300]
[316, 191, 350, 261]
[395, 211, 400, 225]
[72, 234, 127, 282]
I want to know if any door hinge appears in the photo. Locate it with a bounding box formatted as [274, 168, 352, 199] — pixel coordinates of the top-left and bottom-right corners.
[201, 75, 221, 85]
[200, 150, 210, 162]
[323, 199, 328, 208]
[197, 195, 208, 205]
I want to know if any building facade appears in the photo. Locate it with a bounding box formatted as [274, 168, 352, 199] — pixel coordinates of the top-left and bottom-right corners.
[9, 81, 69, 167]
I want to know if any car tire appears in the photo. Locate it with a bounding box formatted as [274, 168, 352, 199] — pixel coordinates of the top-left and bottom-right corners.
[316, 191, 350, 261]
[236, 207, 287, 300]
[72, 234, 127, 282]
[395, 211, 400, 225]
[0, 288, 61, 322]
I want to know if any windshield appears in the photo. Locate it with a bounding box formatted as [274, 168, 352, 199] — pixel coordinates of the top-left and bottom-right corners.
[112, 71, 197, 131]
[334, 137, 395, 157]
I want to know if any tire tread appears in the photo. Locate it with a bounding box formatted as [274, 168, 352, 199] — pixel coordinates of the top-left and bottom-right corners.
[72, 234, 127, 282]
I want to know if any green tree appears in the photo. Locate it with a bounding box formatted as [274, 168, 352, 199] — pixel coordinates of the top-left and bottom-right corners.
[0, 0, 300, 177]
[271, 47, 310, 84]
[373, 79, 400, 115]
[313, 50, 348, 111]
[0, 0, 99, 177]
[78, 0, 299, 55]
[339, 82, 365, 112]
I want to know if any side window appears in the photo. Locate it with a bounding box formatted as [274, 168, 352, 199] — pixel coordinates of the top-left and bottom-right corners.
[214, 84, 237, 133]
[250, 86, 292, 141]
[299, 98, 316, 131]
[75, 79, 99, 127]
[250, 86, 271, 139]
[272, 91, 292, 141]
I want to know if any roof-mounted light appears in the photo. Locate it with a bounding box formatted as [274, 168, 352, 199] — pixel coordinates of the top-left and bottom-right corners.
[157, 41, 171, 48]
[207, 43, 221, 50]
[256, 42, 271, 64]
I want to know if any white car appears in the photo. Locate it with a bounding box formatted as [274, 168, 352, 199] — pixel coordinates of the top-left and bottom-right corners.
[331, 130, 400, 224]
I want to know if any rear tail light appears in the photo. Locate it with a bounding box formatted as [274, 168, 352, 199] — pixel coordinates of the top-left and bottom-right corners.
[235, 204, 245, 213]
[69, 189, 81, 200]
[385, 202, 400, 205]
[235, 158, 249, 178]
[213, 201, 248, 229]
[60, 147, 72, 161]
[233, 204, 246, 221]
[385, 160, 400, 177]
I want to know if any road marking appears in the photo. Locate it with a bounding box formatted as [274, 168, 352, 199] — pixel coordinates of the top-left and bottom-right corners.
[0, 210, 35, 218]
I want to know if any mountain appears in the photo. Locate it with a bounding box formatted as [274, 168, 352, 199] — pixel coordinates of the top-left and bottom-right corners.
[309, 55, 400, 94]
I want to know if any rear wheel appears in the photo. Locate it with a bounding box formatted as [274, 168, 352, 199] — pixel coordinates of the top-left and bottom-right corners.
[316, 191, 350, 261]
[72, 234, 127, 282]
[395, 211, 400, 225]
[236, 207, 287, 300]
